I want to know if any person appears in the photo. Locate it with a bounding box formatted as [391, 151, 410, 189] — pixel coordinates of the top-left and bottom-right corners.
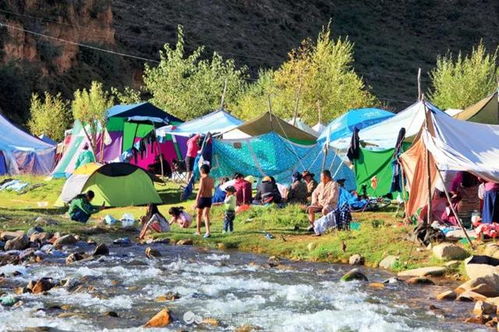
[307, 170, 339, 231]
[451, 171, 480, 226]
[336, 178, 367, 210]
[168, 206, 192, 228]
[68, 190, 102, 223]
[233, 173, 252, 205]
[147, 154, 172, 177]
[195, 164, 214, 238]
[185, 134, 200, 182]
[254, 176, 282, 204]
[419, 190, 449, 225]
[139, 203, 170, 239]
[482, 180, 499, 224]
[287, 172, 308, 204]
[223, 186, 237, 233]
[75, 144, 95, 170]
[212, 177, 230, 205]
[302, 171, 318, 202]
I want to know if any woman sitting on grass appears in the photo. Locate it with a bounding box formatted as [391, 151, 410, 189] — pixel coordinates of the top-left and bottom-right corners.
[139, 203, 170, 239]
[168, 206, 192, 228]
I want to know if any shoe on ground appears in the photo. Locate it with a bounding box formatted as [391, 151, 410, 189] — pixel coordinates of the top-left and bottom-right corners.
[203, 233, 211, 238]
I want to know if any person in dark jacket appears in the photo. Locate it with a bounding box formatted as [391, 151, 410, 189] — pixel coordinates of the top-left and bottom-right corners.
[68, 191, 102, 223]
[254, 176, 282, 204]
[288, 172, 308, 204]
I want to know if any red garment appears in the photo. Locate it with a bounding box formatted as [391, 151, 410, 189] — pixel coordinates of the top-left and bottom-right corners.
[234, 179, 252, 205]
[186, 135, 200, 158]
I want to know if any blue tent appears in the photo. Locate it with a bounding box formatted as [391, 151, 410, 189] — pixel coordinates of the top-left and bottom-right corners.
[211, 132, 356, 190]
[318, 108, 394, 148]
[156, 109, 242, 137]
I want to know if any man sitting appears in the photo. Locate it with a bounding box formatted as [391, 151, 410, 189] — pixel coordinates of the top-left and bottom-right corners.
[254, 176, 282, 204]
[307, 170, 339, 231]
[68, 191, 102, 223]
[302, 171, 318, 202]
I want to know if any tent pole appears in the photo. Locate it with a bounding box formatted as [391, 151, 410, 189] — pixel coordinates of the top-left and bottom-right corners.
[417, 68, 422, 100]
[423, 98, 432, 228]
[436, 167, 474, 248]
[220, 78, 228, 110]
[150, 120, 164, 180]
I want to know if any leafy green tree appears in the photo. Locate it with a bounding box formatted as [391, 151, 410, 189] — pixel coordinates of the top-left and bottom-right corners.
[143, 26, 248, 120]
[111, 86, 142, 104]
[235, 24, 378, 123]
[72, 81, 114, 158]
[233, 69, 276, 119]
[429, 42, 498, 110]
[27, 92, 71, 142]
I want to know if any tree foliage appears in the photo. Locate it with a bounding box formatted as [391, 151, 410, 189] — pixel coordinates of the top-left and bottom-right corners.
[27, 92, 71, 142]
[143, 26, 248, 120]
[234, 24, 378, 123]
[111, 86, 142, 104]
[429, 42, 498, 109]
[72, 81, 114, 155]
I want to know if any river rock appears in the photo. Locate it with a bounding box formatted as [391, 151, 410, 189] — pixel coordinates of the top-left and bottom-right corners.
[436, 290, 457, 300]
[0, 231, 25, 241]
[455, 273, 499, 297]
[35, 217, 59, 226]
[106, 311, 119, 318]
[26, 226, 44, 237]
[143, 308, 171, 327]
[473, 301, 497, 316]
[465, 255, 499, 280]
[66, 253, 84, 264]
[92, 244, 109, 256]
[383, 277, 402, 284]
[29, 232, 52, 243]
[0, 241, 4, 250]
[379, 255, 399, 269]
[202, 318, 220, 326]
[53, 235, 77, 249]
[155, 292, 180, 302]
[368, 282, 385, 289]
[235, 325, 262, 332]
[484, 244, 499, 259]
[432, 243, 468, 261]
[349, 254, 365, 265]
[145, 247, 161, 259]
[267, 256, 280, 267]
[340, 268, 368, 282]
[32, 278, 54, 294]
[5, 235, 29, 251]
[176, 239, 193, 246]
[62, 278, 81, 292]
[463, 316, 488, 324]
[456, 290, 487, 302]
[397, 267, 446, 278]
[406, 277, 435, 285]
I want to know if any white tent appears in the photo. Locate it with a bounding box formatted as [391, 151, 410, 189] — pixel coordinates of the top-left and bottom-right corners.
[287, 118, 319, 137]
[312, 122, 326, 134]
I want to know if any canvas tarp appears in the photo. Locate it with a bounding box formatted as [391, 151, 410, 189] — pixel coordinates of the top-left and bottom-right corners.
[318, 108, 394, 149]
[222, 112, 317, 144]
[454, 91, 499, 124]
[312, 122, 326, 134]
[0, 113, 55, 175]
[211, 132, 356, 190]
[156, 110, 242, 137]
[287, 118, 319, 137]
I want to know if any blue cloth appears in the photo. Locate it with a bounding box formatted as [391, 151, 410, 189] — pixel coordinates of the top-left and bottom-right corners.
[212, 186, 226, 204]
[338, 187, 367, 210]
[70, 209, 90, 223]
[482, 190, 499, 224]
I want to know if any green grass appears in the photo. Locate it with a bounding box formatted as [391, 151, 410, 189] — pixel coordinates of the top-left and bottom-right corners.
[0, 175, 483, 279]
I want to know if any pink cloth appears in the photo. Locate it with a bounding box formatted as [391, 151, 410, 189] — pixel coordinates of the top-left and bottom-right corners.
[234, 179, 252, 205]
[186, 135, 200, 158]
[484, 182, 499, 192]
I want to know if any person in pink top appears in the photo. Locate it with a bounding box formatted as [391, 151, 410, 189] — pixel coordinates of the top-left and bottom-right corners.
[233, 173, 252, 205]
[185, 134, 200, 182]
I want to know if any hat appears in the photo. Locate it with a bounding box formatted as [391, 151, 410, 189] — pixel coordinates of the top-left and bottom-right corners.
[262, 176, 272, 182]
[302, 171, 315, 178]
[336, 178, 346, 183]
[245, 175, 256, 183]
[292, 172, 302, 181]
[225, 185, 237, 193]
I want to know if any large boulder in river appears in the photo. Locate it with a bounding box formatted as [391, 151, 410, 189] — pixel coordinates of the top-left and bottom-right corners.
[31, 278, 55, 294]
[0, 231, 25, 241]
[143, 308, 171, 327]
[4, 235, 29, 251]
[379, 255, 399, 269]
[92, 244, 109, 256]
[464, 255, 499, 280]
[455, 273, 499, 297]
[398, 267, 446, 278]
[29, 232, 52, 243]
[432, 243, 468, 261]
[53, 235, 77, 249]
[340, 268, 368, 282]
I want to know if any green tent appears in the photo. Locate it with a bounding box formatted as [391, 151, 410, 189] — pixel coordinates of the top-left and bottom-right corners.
[56, 163, 162, 207]
[455, 91, 498, 124]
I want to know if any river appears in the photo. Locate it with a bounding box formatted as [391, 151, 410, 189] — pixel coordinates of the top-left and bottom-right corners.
[0, 241, 486, 331]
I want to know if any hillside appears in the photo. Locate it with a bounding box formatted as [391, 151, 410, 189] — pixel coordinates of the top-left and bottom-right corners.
[0, 0, 498, 123]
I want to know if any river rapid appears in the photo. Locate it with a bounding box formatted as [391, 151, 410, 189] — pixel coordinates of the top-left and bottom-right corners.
[0, 241, 486, 331]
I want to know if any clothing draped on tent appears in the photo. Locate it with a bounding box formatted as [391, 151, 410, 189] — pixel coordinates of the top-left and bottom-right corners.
[0, 114, 56, 175]
[222, 112, 317, 145]
[318, 108, 394, 149]
[211, 132, 356, 190]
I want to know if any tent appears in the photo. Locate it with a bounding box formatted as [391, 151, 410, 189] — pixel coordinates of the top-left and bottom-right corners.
[0, 114, 56, 175]
[156, 109, 242, 137]
[342, 101, 443, 149]
[222, 112, 317, 144]
[454, 91, 499, 124]
[400, 108, 499, 218]
[38, 134, 57, 146]
[52, 102, 186, 178]
[312, 122, 326, 135]
[56, 162, 162, 207]
[287, 118, 319, 137]
[211, 132, 356, 190]
[318, 108, 394, 149]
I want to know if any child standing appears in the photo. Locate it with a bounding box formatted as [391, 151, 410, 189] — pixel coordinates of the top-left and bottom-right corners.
[196, 164, 215, 238]
[223, 186, 237, 233]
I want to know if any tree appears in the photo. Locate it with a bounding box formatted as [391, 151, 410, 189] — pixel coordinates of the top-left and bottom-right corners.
[234, 23, 378, 123]
[72, 81, 114, 159]
[111, 86, 142, 104]
[232, 69, 276, 119]
[143, 26, 248, 120]
[429, 42, 498, 110]
[27, 92, 71, 142]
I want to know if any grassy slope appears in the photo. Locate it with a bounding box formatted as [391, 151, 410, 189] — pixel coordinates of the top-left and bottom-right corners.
[0, 176, 475, 278]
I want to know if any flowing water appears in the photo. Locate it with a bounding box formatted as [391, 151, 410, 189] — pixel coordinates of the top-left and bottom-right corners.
[0, 241, 486, 331]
